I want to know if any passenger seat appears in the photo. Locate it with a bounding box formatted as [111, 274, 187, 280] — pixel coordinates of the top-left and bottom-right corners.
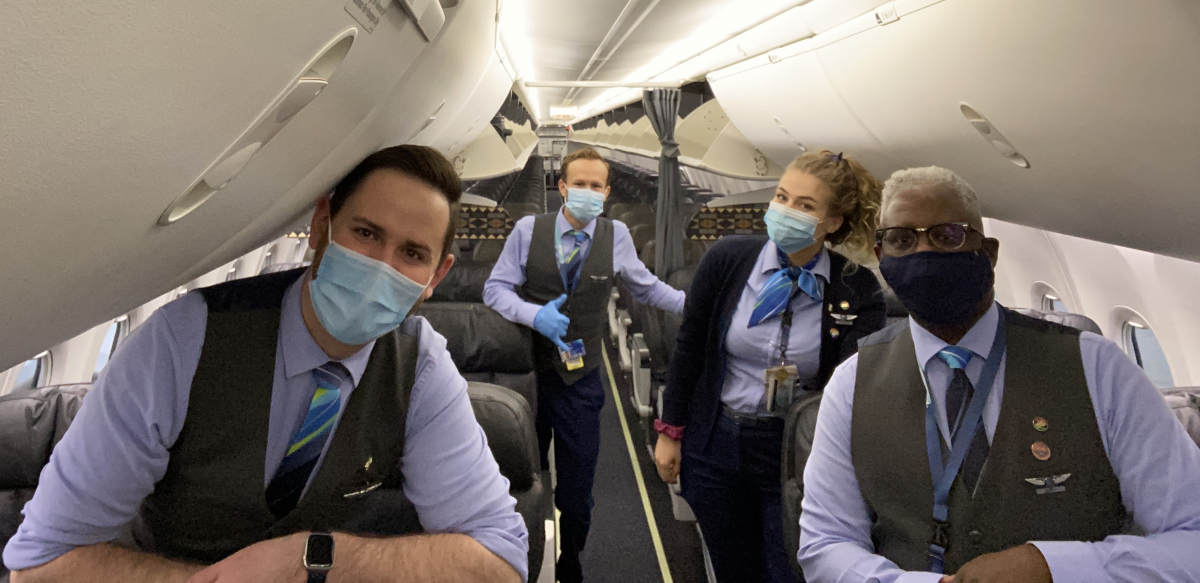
[1161, 387, 1200, 448]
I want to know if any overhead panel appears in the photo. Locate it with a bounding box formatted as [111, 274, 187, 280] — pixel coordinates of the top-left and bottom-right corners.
[817, 0, 1200, 260]
[426, 52, 514, 157]
[708, 47, 894, 171]
[0, 0, 469, 369]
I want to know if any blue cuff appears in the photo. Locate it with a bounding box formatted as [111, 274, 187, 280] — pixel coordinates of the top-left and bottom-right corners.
[471, 530, 530, 582]
[1029, 540, 1106, 583]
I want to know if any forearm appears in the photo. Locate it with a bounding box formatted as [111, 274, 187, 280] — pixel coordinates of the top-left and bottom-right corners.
[481, 282, 540, 328]
[11, 543, 204, 583]
[330, 532, 521, 583]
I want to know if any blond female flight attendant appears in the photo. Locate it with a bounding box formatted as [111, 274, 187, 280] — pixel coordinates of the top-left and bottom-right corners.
[654, 151, 887, 582]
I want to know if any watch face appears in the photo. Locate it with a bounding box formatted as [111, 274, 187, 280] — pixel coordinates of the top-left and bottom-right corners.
[305, 533, 334, 569]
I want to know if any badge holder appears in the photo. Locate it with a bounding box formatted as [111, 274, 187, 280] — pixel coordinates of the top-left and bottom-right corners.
[560, 339, 586, 371]
[763, 340, 798, 413]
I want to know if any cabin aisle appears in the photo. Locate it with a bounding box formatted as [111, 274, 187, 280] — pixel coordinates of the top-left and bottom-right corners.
[579, 339, 706, 582]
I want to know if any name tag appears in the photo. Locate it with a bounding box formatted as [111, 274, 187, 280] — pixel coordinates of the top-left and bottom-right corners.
[764, 364, 799, 413]
[560, 339, 586, 371]
[342, 481, 383, 499]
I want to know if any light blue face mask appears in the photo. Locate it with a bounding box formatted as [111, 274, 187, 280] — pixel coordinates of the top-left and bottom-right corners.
[309, 223, 431, 345]
[764, 200, 822, 254]
[563, 187, 606, 224]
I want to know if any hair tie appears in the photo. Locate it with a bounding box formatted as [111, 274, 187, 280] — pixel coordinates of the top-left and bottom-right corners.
[830, 152, 844, 163]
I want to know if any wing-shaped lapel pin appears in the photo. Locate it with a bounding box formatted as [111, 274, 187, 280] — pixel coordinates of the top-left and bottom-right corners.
[1025, 473, 1071, 495]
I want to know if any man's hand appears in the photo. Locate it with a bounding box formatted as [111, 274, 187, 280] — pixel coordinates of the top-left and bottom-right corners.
[533, 294, 571, 351]
[187, 532, 307, 583]
[939, 544, 1052, 583]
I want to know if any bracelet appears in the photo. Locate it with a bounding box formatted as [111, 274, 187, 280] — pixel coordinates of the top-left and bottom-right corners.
[653, 419, 685, 441]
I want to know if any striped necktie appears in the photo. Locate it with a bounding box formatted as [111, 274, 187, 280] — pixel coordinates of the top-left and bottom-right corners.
[748, 265, 823, 328]
[265, 362, 345, 518]
[562, 230, 588, 292]
[936, 346, 989, 492]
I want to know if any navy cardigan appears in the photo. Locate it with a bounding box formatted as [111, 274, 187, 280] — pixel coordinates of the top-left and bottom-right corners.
[661, 235, 886, 457]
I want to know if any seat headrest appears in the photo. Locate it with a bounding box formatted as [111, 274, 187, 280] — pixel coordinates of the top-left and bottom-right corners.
[471, 240, 505, 263]
[260, 262, 310, 275]
[429, 262, 494, 304]
[667, 267, 695, 293]
[0, 384, 91, 489]
[787, 392, 824, 482]
[1159, 387, 1200, 448]
[1011, 308, 1103, 335]
[467, 382, 537, 491]
[413, 303, 533, 374]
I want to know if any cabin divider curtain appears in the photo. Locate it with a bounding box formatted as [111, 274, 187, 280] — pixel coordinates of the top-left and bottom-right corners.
[643, 88, 685, 278]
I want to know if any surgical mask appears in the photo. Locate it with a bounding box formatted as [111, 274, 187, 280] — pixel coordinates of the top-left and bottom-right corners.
[764, 201, 821, 253]
[878, 250, 994, 326]
[563, 188, 605, 224]
[309, 222, 431, 345]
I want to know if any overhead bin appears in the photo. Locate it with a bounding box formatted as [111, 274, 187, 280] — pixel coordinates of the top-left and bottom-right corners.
[423, 53, 514, 158]
[710, 0, 1200, 262]
[453, 120, 538, 181]
[0, 0, 501, 370]
[675, 100, 785, 180]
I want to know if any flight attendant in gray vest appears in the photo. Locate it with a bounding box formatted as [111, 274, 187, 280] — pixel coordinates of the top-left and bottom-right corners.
[484, 147, 685, 583]
[3, 146, 529, 583]
[653, 150, 887, 582]
[798, 166, 1200, 582]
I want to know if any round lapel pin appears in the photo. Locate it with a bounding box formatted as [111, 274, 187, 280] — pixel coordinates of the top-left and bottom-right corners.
[830, 328, 840, 339]
[1033, 417, 1049, 432]
[840, 300, 850, 310]
[1031, 441, 1051, 461]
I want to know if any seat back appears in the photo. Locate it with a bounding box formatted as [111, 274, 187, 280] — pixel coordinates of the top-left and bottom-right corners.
[1010, 308, 1103, 335]
[1160, 387, 1200, 449]
[471, 240, 505, 264]
[0, 384, 92, 576]
[412, 302, 537, 420]
[781, 391, 824, 580]
[429, 261, 494, 304]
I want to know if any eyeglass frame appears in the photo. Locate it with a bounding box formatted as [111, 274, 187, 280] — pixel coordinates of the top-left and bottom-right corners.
[874, 222, 987, 255]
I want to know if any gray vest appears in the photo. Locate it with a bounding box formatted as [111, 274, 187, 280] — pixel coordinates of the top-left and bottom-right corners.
[134, 269, 419, 564]
[851, 310, 1126, 573]
[519, 214, 614, 384]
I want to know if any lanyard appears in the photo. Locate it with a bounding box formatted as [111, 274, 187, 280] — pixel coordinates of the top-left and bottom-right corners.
[775, 285, 801, 364]
[923, 310, 1006, 574]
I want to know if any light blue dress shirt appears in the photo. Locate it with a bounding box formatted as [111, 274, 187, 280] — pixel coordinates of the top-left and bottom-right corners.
[3, 274, 530, 580]
[483, 209, 686, 328]
[721, 242, 829, 414]
[798, 302, 1200, 583]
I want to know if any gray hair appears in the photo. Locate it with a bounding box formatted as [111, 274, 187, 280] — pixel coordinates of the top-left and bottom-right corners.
[881, 166, 982, 227]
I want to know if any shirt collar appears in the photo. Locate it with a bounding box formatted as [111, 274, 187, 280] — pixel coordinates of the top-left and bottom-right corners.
[280, 270, 375, 386]
[557, 207, 597, 238]
[761, 240, 830, 281]
[910, 301, 1001, 371]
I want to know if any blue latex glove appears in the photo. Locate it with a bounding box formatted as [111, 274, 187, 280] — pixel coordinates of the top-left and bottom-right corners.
[533, 294, 571, 351]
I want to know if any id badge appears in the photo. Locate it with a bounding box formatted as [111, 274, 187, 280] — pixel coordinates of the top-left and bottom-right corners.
[763, 364, 799, 413]
[560, 339, 586, 371]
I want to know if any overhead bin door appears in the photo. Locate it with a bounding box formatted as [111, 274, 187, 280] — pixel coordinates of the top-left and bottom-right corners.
[715, 0, 1200, 261]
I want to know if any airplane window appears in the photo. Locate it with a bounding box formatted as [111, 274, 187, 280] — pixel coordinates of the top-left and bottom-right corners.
[1124, 322, 1175, 389]
[93, 316, 130, 377]
[172, 286, 189, 300]
[1041, 294, 1067, 313]
[13, 351, 51, 392]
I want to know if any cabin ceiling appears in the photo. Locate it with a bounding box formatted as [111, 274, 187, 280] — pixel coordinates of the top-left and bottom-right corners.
[500, 0, 798, 122]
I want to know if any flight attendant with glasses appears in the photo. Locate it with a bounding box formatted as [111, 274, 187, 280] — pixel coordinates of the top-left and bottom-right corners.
[654, 150, 887, 582]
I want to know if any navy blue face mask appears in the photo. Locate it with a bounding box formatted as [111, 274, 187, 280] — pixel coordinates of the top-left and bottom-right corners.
[878, 250, 994, 326]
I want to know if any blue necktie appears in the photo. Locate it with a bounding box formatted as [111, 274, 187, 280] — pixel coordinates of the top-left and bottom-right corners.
[562, 230, 588, 291]
[265, 362, 345, 518]
[936, 346, 989, 492]
[748, 265, 823, 328]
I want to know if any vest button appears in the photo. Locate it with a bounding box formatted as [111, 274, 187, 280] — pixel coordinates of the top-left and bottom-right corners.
[968, 530, 984, 545]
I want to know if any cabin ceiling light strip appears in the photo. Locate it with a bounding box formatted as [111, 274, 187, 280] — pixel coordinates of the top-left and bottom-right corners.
[158, 29, 358, 226]
[960, 103, 1030, 169]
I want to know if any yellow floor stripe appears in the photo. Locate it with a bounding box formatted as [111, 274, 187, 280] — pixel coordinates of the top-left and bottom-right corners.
[602, 344, 674, 583]
[555, 509, 561, 559]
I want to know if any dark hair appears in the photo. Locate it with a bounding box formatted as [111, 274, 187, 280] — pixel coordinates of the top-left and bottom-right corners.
[330, 145, 462, 259]
[560, 147, 611, 186]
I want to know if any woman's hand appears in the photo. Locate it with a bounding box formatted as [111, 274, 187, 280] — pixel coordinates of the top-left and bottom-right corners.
[654, 435, 683, 484]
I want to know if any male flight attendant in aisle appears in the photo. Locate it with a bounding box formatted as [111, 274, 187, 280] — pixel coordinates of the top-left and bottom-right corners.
[798, 166, 1200, 582]
[484, 147, 685, 582]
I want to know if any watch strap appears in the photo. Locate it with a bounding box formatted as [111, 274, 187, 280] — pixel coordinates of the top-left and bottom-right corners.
[307, 571, 328, 583]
